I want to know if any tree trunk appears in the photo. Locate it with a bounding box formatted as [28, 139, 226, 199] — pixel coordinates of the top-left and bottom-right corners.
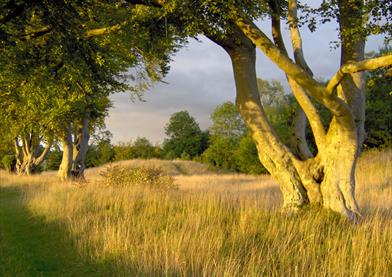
[14, 134, 51, 175]
[217, 33, 359, 218]
[221, 36, 312, 211]
[58, 127, 73, 181]
[72, 112, 90, 179]
[319, 118, 360, 219]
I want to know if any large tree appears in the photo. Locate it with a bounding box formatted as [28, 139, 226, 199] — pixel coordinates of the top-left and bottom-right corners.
[1, 0, 182, 180]
[127, 0, 392, 219]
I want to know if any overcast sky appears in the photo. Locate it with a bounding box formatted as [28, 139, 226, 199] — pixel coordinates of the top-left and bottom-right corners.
[106, 13, 386, 144]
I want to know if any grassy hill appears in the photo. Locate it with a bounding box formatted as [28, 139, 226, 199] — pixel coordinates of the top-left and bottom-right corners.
[0, 149, 391, 276]
[85, 158, 213, 178]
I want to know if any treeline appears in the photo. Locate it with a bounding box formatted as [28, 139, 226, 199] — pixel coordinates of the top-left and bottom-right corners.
[2, 71, 388, 176]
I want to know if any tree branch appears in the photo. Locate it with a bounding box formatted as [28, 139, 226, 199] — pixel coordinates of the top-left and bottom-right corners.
[85, 21, 128, 38]
[288, 0, 312, 75]
[327, 54, 392, 94]
[234, 15, 351, 118]
[19, 27, 52, 41]
[34, 139, 52, 166]
[269, 1, 325, 151]
[126, 0, 164, 7]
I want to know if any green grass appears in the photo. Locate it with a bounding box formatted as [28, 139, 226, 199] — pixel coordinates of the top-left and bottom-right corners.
[0, 185, 116, 276]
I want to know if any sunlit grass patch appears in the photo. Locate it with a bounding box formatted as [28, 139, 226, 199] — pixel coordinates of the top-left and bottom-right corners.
[0, 149, 391, 276]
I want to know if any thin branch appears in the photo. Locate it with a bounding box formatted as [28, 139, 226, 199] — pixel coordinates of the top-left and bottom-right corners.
[19, 27, 52, 41]
[0, 92, 11, 97]
[34, 139, 52, 166]
[126, 0, 164, 7]
[327, 54, 392, 94]
[269, 1, 325, 150]
[288, 0, 313, 75]
[85, 21, 128, 38]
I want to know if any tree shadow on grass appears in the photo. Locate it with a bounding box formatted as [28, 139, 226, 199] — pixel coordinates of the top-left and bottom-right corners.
[0, 185, 165, 277]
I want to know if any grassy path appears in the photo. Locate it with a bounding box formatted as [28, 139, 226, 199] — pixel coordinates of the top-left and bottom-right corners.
[0, 185, 97, 276]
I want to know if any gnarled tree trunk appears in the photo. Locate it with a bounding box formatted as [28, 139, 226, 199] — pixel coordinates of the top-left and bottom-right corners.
[14, 133, 52, 176]
[211, 25, 362, 219]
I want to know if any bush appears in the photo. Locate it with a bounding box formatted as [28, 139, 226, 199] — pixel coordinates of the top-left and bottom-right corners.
[234, 135, 267, 174]
[201, 137, 238, 171]
[1, 155, 16, 172]
[100, 166, 177, 190]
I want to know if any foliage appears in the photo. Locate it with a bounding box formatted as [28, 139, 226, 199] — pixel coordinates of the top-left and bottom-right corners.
[86, 139, 115, 168]
[209, 102, 247, 139]
[1, 155, 16, 173]
[114, 137, 161, 161]
[234, 135, 267, 174]
[201, 98, 279, 174]
[100, 166, 177, 190]
[364, 47, 392, 148]
[0, 0, 184, 174]
[163, 111, 207, 159]
[44, 147, 62, 171]
[202, 137, 238, 171]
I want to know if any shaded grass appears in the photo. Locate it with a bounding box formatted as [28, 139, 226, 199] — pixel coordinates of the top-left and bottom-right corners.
[0, 184, 165, 276]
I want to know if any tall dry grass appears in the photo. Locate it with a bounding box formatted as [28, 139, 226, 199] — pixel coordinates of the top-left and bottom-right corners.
[0, 149, 391, 276]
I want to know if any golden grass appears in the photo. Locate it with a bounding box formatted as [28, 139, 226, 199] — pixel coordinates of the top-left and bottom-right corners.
[0, 148, 391, 276]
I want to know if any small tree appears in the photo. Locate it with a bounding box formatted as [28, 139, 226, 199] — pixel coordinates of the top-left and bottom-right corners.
[163, 111, 206, 159]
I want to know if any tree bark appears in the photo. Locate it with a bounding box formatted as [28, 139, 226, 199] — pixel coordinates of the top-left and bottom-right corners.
[14, 134, 51, 175]
[58, 126, 73, 181]
[208, 23, 366, 218]
[72, 112, 90, 179]
[218, 34, 312, 211]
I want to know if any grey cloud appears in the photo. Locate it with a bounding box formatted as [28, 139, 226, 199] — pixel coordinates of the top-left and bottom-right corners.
[106, 19, 385, 144]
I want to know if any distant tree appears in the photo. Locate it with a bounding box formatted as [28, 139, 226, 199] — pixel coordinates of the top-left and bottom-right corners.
[202, 137, 238, 171]
[364, 47, 392, 148]
[234, 135, 267, 174]
[163, 111, 206, 159]
[86, 131, 115, 167]
[209, 102, 247, 139]
[1, 155, 16, 173]
[132, 137, 158, 159]
[202, 101, 265, 174]
[113, 137, 162, 161]
[45, 144, 62, 171]
[113, 142, 135, 161]
[257, 78, 286, 107]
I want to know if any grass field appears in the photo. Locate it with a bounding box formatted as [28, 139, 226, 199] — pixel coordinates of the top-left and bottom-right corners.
[0, 149, 391, 276]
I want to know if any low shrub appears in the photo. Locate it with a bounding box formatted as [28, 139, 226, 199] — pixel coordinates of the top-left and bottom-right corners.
[100, 165, 177, 190]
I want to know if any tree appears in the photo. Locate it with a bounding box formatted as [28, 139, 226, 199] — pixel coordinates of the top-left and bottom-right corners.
[128, 0, 392, 219]
[1, 0, 182, 180]
[202, 101, 265, 173]
[234, 135, 267, 174]
[163, 111, 206, 159]
[364, 47, 392, 148]
[209, 101, 247, 139]
[202, 102, 244, 171]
